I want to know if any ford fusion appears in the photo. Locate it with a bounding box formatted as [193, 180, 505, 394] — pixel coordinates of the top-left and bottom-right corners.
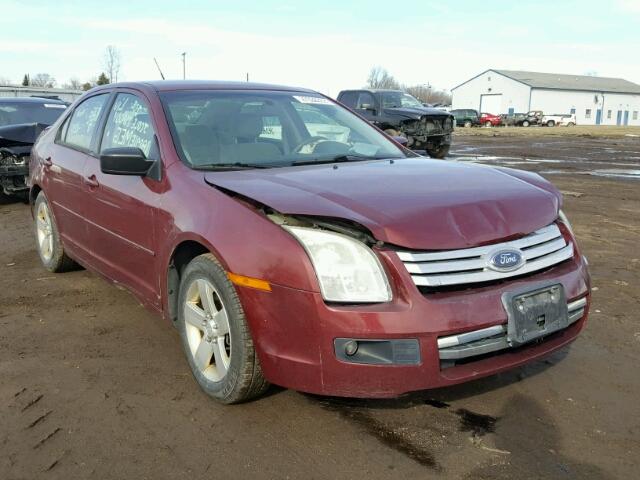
[29, 81, 590, 403]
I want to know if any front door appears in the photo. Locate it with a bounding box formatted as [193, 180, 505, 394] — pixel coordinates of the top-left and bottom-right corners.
[596, 109, 602, 125]
[617, 110, 623, 126]
[82, 91, 161, 307]
[624, 111, 630, 126]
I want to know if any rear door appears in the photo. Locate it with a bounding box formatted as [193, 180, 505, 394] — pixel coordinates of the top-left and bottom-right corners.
[46, 93, 111, 255]
[82, 91, 161, 306]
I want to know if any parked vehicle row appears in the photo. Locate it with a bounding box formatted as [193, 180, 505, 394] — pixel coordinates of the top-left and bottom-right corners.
[450, 108, 577, 128]
[28, 80, 590, 403]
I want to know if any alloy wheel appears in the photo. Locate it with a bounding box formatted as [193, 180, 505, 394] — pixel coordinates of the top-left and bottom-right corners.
[36, 201, 54, 262]
[183, 278, 232, 382]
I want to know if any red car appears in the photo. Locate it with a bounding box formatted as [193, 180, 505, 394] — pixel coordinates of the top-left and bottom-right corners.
[29, 81, 591, 403]
[480, 112, 502, 127]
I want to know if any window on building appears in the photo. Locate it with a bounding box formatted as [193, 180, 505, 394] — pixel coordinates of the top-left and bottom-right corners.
[585, 109, 592, 119]
[607, 110, 612, 119]
[634, 111, 639, 120]
[570, 108, 576, 115]
[487, 76, 491, 81]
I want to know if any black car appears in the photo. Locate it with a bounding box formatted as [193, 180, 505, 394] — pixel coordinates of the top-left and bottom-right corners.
[0, 97, 67, 197]
[450, 109, 480, 128]
[337, 89, 454, 158]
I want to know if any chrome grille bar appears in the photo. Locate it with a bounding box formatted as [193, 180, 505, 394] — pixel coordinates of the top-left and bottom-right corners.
[397, 224, 573, 288]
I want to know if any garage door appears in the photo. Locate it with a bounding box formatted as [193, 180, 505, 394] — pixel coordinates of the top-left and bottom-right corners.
[480, 94, 502, 115]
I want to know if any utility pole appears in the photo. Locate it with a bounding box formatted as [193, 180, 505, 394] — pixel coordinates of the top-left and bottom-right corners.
[246, 72, 249, 82]
[181, 52, 186, 80]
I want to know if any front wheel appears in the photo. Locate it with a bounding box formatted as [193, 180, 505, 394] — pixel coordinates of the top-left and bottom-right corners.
[484, 121, 493, 127]
[34, 191, 76, 272]
[546, 120, 555, 127]
[464, 121, 472, 128]
[426, 144, 450, 159]
[177, 254, 269, 404]
[522, 120, 530, 127]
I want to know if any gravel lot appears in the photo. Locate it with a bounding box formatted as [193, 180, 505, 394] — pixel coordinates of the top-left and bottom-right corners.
[1, 132, 638, 479]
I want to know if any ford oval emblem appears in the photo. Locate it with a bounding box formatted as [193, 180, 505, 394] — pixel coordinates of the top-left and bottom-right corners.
[488, 249, 525, 272]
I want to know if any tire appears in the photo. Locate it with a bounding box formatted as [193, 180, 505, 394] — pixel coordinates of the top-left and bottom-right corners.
[522, 120, 530, 127]
[34, 191, 76, 272]
[567, 122, 575, 127]
[177, 253, 269, 404]
[547, 120, 555, 127]
[426, 144, 450, 159]
[464, 121, 472, 128]
[484, 121, 493, 127]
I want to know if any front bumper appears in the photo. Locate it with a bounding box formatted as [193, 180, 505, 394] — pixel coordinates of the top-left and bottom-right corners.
[237, 249, 590, 398]
[0, 164, 29, 194]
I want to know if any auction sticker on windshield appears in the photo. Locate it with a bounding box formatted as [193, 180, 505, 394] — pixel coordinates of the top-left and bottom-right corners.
[293, 95, 332, 105]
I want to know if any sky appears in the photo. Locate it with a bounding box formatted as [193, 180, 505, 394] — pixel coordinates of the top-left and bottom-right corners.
[1, 0, 640, 97]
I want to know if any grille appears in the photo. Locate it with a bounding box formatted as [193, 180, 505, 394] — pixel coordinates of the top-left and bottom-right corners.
[397, 224, 573, 288]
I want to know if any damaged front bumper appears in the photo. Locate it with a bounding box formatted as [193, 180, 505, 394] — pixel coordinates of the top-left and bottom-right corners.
[400, 116, 454, 148]
[0, 154, 29, 194]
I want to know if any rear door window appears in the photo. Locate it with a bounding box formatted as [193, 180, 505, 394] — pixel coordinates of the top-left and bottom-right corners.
[63, 94, 109, 152]
[100, 93, 156, 159]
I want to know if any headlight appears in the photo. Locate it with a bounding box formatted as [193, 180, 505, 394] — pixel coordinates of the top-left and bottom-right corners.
[558, 209, 574, 236]
[284, 226, 392, 303]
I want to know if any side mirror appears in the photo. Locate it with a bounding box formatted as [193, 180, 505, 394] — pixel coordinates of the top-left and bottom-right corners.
[392, 135, 408, 146]
[100, 147, 155, 177]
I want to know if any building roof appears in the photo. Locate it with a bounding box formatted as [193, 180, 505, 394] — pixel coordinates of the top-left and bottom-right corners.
[494, 70, 640, 94]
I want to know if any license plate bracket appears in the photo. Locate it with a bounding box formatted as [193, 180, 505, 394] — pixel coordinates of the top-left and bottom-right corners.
[502, 283, 568, 347]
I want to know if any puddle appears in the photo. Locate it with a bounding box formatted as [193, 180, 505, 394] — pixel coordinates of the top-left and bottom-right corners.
[590, 169, 640, 179]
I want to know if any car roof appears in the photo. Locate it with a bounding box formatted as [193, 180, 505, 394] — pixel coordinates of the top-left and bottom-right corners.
[90, 80, 317, 94]
[0, 96, 67, 105]
[340, 89, 404, 93]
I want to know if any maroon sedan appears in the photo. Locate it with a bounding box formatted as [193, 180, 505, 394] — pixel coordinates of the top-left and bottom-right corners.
[29, 81, 591, 403]
[480, 112, 502, 127]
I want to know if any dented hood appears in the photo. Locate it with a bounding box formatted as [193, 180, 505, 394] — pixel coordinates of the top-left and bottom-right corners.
[204, 158, 562, 250]
[0, 123, 48, 148]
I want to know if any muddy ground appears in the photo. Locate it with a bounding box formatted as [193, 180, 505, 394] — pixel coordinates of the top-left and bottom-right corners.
[1, 133, 639, 479]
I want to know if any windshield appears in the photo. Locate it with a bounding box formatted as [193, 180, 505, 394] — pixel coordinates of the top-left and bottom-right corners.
[0, 102, 67, 127]
[161, 90, 407, 169]
[381, 92, 424, 109]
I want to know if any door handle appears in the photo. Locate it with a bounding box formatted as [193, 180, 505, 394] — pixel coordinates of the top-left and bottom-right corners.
[84, 175, 99, 188]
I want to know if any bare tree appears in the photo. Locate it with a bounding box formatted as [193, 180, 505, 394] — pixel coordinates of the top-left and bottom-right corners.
[62, 78, 83, 90]
[366, 66, 400, 89]
[30, 73, 56, 88]
[405, 84, 451, 105]
[103, 45, 122, 83]
[0, 76, 13, 86]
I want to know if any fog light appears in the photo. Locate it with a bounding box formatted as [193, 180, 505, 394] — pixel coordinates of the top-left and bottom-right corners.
[344, 340, 359, 356]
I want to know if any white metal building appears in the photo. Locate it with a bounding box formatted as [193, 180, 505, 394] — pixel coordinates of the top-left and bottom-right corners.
[0, 86, 83, 103]
[451, 70, 640, 126]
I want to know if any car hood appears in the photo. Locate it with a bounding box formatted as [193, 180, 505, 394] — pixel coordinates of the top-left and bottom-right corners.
[204, 158, 562, 250]
[0, 123, 49, 148]
[384, 107, 451, 120]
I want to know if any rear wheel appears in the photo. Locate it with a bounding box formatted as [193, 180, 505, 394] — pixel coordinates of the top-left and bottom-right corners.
[177, 253, 269, 404]
[426, 144, 450, 159]
[547, 120, 555, 127]
[464, 121, 472, 128]
[522, 120, 530, 127]
[484, 121, 493, 127]
[34, 191, 76, 272]
[567, 122, 575, 127]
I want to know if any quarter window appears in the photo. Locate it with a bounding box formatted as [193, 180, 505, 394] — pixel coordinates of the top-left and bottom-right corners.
[101, 94, 155, 158]
[64, 94, 109, 151]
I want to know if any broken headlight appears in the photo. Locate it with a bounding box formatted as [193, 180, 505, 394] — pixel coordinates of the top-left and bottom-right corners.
[0, 152, 28, 166]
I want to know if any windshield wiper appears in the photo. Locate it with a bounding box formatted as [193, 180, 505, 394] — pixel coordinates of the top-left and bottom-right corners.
[291, 154, 389, 166]
[193, 162, 273, 171]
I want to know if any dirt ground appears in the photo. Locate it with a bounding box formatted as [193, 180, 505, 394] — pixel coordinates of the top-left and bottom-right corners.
[1, 133, 639, 479]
